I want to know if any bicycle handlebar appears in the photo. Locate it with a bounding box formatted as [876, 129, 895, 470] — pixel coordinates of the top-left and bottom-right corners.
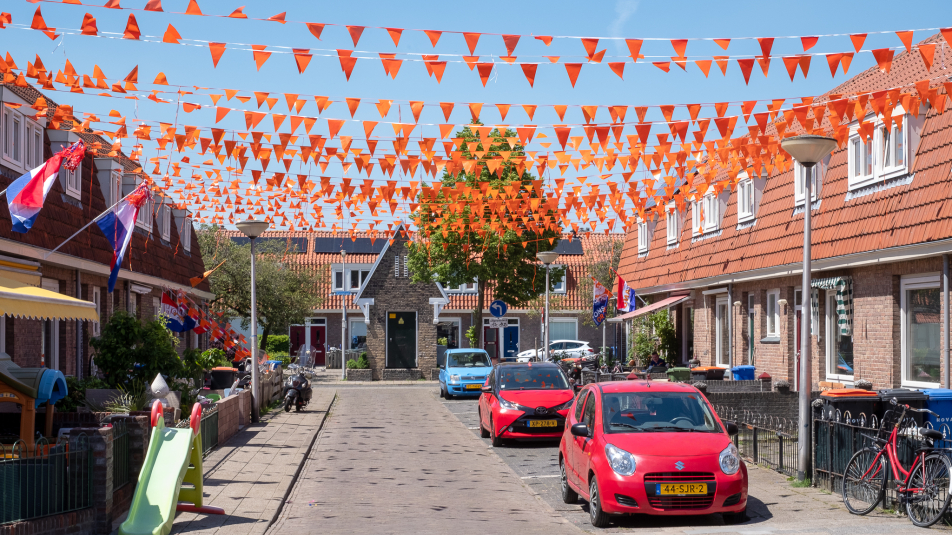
[890, 397, 938, 416]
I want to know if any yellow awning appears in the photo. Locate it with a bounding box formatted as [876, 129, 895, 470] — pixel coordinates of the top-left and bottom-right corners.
[0, 275, 99, 322]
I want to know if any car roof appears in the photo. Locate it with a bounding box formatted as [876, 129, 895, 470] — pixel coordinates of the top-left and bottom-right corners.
[445, 348, 488, 354]
[593, 381, 701, 394]
[495, 361, 561, 368]
[550, 340, 587, 344]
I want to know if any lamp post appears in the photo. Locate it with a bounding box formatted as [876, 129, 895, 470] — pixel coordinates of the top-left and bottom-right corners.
[235, 218, 270, 424]
[780, 134, 837, 482]
[537, 251, 560, 361]
[341, 249, 347, 381]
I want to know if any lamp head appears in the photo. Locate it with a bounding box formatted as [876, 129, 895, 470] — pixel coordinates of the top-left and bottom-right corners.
[536, 251, 559, 265]
[781, 135, 837, 167]
[341, 249, 347, 259]
[235, 219, 270, 238]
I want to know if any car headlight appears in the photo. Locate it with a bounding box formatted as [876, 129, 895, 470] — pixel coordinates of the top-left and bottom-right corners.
[719, 443, 741, 475]
[605, 443, 636, 476]
[498, 397, 530, 411]
[449, 374, 461, 384]
[553, 398, 574, 411]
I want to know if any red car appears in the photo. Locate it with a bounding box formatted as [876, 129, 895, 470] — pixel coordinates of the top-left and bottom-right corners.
[559, 381, 748, 528]
[478, 362, 575, 446]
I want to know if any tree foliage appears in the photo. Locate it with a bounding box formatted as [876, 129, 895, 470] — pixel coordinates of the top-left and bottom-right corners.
[197, 225, 324, 349]
[406, 125, 562, 346]
[630, 309, 679, 366]
[90, 311, 186, 388]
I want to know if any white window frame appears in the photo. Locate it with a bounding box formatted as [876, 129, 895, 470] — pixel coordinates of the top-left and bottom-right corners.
[159, 205, 171, 241]
[715, 296, 729, 366]
[443, 280, 478, 294]
[181, 216, 192, 251]
[900, 274, 942, 389]
[826, 289, 854, 383]
[793, 158, 827, 206]
[637, 221, 649, 253]
[41, 278, 61, 370]
[153, 296, 161, 319]
[3, 107, 23, 168]
[349, 318, 368, 349]
[691, 200, 700, 236]
[91, 286, 101, 336]
[550, 266, 566, 294]
[766, 289, 780, 337]
[848, 112, 911, 191]
[702, 192, 719, 232]
[737, 179, 756, 222]
[793, 287, 818, 336]
[665, 203, 680, 245]
[332, 264, 373, 292]
[26, 121, 43, 170]
[135, 196, 153, 231]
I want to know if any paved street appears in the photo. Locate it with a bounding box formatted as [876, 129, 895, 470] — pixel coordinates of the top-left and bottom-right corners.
[269, 385, 577, 534]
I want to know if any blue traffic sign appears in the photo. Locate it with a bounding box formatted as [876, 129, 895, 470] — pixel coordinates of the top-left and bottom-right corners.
[490, 300, 508, 317]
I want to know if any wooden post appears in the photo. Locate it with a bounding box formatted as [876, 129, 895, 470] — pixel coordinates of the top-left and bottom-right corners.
[45, 401, 55, 439]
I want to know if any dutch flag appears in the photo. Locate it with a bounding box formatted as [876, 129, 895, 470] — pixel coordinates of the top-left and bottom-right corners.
[6, 140, 84, 233]
[96, 182, 152, 293]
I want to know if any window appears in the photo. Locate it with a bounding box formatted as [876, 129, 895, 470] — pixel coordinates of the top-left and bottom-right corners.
[334, 270, 344, 290]
[715, 297, 729, 366]
[901, 275, 941, 387]
[738, 179, 755, 221]
[766, 289, 780, 337]
[159, 205, 171, 241]
[334, 267, 371, 291]
[703, 193, 719, 231]
[637, 221, 649, 253]
[848, 113, 913, 190]
[153, 296, 161, 319]
[549, 318, 577, 340]
[181, 217, 192, 251]
[349, 269, 369, 290]
[135, 196, 153, 231]
[794, 158, 828, 206]
[880, 123, 906, 174]
[443, 281, 478, 293]
[91, 287, 101, 336]
[691, 200, 700, 235]
[41, 279, 60, 370]
[666, 205, 679, 245]
[3, 108, 23, 166]
[747, 294, 755, 366]
[26, 123, 42, 169]
[437, 319, 461, 349]
[349, 320, 367, 349]
[551, 266, 566, 293]
[826, 291, 854, 380]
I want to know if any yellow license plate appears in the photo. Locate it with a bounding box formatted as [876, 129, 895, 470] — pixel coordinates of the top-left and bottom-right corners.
[657, 483, 707, 495]
[465, 383, 482, 390]
[528, 420, 558, 428]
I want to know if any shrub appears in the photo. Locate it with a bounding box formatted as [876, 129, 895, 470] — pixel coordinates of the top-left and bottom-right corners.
[437, 337, 448, 346]
[90, 311, 186, 388]
[346, 353, 370, 369]
[56, 376, 110, 412]
[267, 352, 291, 367]
[260, 335, 290, 354]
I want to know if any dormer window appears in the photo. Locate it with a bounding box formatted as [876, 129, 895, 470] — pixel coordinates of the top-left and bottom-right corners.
[638, 221, 649, 253]
[793, 157, 827, 206]
[158, 205, 172, 241]
[181, 216, 192, 251]
[692, 192, 720, 235]
[665, 204, 680, 246]
[135, 196, 153, 231]
[848, 112, 918, 191]
[443, 280, 478, 293]
[738, 179, 755, 222]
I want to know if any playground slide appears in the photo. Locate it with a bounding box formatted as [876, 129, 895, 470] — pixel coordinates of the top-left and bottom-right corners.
[119, 421, 194, 535]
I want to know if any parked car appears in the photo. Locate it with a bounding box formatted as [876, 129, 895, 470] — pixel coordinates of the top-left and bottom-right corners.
[559, 381, 748, 528]
[439, 349, 493, 399]
[516, 340, 596, 362]
[478, 362, 575, 446]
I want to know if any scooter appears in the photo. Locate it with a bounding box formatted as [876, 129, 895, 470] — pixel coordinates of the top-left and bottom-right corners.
[282, 370, 312, 412]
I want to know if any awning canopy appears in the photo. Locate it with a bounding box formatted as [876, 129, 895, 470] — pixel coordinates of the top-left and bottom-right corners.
[608, 294, 691, 322]
[0, 276, 99, 322]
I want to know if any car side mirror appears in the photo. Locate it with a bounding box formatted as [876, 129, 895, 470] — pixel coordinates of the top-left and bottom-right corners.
[480, 384, 492, 393]
[570, 423, 590, 437]
[724, 422, 738, 436]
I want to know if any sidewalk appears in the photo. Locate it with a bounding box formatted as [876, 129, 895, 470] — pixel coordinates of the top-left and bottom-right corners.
[166, 389, 336, 535]
[309, 367, 439, 386]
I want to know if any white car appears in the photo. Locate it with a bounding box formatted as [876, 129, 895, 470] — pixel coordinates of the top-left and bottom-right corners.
[515, 340, 596, 362]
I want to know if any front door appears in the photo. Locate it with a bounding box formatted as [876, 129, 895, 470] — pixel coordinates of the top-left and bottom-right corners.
[289, 325, 306, 356]
[310, 326, 326, 366]
[504, 325, 519, 361]
[387, 312, 416, 368]
[484, 326, 498, 359]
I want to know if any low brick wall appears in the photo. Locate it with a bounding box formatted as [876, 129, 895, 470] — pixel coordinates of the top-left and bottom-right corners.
[705, 390, 821, 422]
[382, 368, 422, 381]
[430, 369, 441, 381]
[216, 395, 240, 445]
[703, 379, 773, 393]
[346, 369, 373, 381]
[238, 390, 252, 427]
[0, 509, 96, 535]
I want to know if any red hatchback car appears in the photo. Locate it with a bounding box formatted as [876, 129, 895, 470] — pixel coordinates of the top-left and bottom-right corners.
[559, 381, 748, 528]
[478, 362, 575, 446]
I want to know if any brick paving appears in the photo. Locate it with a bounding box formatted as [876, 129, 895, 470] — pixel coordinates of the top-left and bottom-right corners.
[269, 386, 579, 535]
[166, 389, 336, 535]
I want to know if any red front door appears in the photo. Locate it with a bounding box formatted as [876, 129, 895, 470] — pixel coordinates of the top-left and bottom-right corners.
[310, 326, 326, 366]
[484, 326, 498, 359]
[289, 326, 306, 356]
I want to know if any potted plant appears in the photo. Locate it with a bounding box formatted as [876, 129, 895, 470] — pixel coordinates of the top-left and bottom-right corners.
[437, 337, 448, 367]
[345, 352, 372, 381]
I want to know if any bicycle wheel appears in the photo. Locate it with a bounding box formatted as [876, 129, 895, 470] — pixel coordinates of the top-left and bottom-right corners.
[905, 453, 952, 527]
[843, 448, 887, 515]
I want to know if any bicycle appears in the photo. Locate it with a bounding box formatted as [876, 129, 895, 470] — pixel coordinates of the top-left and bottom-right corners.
[842, 398, 952, 527]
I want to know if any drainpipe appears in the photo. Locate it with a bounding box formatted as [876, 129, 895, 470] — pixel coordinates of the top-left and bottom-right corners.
[727, 283, 733, 372]
[76, 270, 82, 379]
[944, 255, 950, 389]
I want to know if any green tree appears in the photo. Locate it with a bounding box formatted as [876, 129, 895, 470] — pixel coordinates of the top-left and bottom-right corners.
[406, 125, 562, 346]
[90, 310, 186, 388]
[197, 225, 324, 350]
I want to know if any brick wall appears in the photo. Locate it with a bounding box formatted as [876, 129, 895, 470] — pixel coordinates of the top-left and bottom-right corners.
[705, 390, 821, 422]
[216, 394, 240, 444]
[0, 509, 96, 535]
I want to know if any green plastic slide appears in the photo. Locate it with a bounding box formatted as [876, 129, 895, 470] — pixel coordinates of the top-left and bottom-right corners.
[119, 415, 194, 535]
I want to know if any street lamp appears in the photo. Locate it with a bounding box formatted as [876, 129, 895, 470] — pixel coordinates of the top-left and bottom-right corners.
[781, 134, 837, 482]
[341, 249, 347, 381]
[537, 251, 560, 362]
[235, 218, 270, 424]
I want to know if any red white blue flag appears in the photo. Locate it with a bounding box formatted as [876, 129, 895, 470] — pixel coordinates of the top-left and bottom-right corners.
[96, 182, 152, 292]
[592, 277, 612, 327]
[6, 140, 85, 233]
[615, 272, 636, 313]
[161, 290, 198, 332]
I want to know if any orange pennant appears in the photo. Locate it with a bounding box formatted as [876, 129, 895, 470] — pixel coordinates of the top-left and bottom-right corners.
[424, 30, 442, 47]
[293, 49, 312, 74]
[386, 27, 403, 47]
[502, 34, 520, 55]
[608, 62, 625, 79]
[476, 63, 493, 86]
[895, 31, 913, 53]
[695, 60, 711, 77]
[80, 13, 98, 36]
[162, 24, 181, 44]
[268, 12, 286, 24]
[736, 58, 755, 84]
[185, 0, 202, 15]
[918, 43, 936, 71]
[31, 6, 49, 31]
[123, 13, 140, 39]
[252, 45, 271, 71]
[306, 23, 324, 40]
[468, 103, 482, 122]
[871, 48, 895, 74]
[625, 39, 643, 60]
[714, 38, 730, 50]
[347, 26, 365, 46]
[653, 62, 670, 73]
[849, 33, 866, 52]
[464, 33, 481, 54]
[521, 63, 537, 87]
[337, 50, 357, 80]
[144, 0, 162, 11]
[564, 64, 582, 87]
[208, 43, 226, 67]
[670, 39, 687, 57]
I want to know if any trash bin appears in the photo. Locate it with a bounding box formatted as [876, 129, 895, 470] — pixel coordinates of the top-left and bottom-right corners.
[731, 365, 755, 381]
[210, 367, 237, 390]
[691, 366, 726, 381]
[879, 388, 929, 426]
[922, 389, 952, 430]
[666, 367, 691, 382]
[819, 389, 880, 425]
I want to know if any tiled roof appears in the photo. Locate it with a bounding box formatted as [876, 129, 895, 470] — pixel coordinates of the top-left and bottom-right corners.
[219, 230, 624, 312]
[618, 33, 952, 292]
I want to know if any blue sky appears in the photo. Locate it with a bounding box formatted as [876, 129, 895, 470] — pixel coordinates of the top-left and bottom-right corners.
[3, 0, 950, 231]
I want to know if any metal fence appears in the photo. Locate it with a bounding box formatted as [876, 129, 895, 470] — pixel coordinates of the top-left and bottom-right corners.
[715, 406, 799, 478]
[112, 419, 131, 490]
[176, 404, 219, 457]
[813, 410, 949, 505]
[0, 435, 93, 525]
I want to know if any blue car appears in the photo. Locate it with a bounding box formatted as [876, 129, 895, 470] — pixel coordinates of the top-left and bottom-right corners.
[439, 348, 493, 399]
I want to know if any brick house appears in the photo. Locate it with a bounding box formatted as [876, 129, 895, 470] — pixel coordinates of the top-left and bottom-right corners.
[0, 82, 212, 378]
[617, 33, 952, 391]
[223, 228, 624, 380]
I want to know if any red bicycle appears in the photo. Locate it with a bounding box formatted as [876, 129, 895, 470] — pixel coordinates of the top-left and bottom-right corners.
[842, 398, 952, 527]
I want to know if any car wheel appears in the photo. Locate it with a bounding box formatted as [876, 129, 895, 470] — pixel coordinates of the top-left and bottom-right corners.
[490, 416, 503, 447]
[439, 385, 445, 398]
[589, 475, 610, 528]
[723, 506, 748, 525]
[560, 458, 578, 504]
[445, 389, 454, 400]
[479, 409, 490, 438]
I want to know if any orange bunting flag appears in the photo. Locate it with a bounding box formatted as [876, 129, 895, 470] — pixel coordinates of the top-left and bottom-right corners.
[871, 48, 895, 74]
[337, 50, 357, 80]
[306, 23, 324, 40]
[162, 24, 181, 44]
[123, 14, 140, 39]
[228, 6, 247, 18]
[714, 38, 731, 50]
[31, 7, 49, 31]
[80, 13, 98, 36]
[536, 36, 553, 46]
[424, 30, 442, 47]
[476, 63, 493, 86]
[208, 43, 226, 67]
[670, 39, 687, 57]
[293, 49, 312, 74]
[347, 26, 365, 46]
[625, 39, 643, 60]
[608, 62, 625, 80]
[801, 36, 818, 51]
[918, 43, 936, 71]
[502, 34, 520, 55]
[268, 12, 286, 24]
[185, 0, 202, 15]
[521, 63, 537, 87]
[849, 33, 867, 52]
[252, 45, 271, 71]
[464, 33, 481, 54]
[144, 0, 162, 11]
[895, 31, 913, 53]
[565, 64, 582, 86]
[736, 58, 755, 84]
[386, 27, 403, 47]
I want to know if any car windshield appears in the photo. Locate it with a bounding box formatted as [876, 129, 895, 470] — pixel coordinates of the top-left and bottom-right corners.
[601, 391, 722, 433]
[498, 367, 570, 390]
[447, 352, 491, 367]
